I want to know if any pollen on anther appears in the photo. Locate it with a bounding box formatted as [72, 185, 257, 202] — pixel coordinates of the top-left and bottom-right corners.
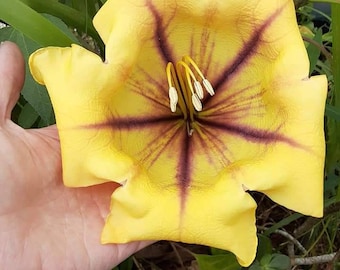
[203, 79, 215, 96]
[192, 93, 202, 111]
[194, 81, 204, 99]
[169, 86, 178, 112]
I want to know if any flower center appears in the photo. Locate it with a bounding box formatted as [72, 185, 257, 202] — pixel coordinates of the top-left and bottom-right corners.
[166, 56, 215, 123]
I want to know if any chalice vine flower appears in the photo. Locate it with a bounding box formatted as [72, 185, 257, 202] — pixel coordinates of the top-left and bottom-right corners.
[29, 0, 327, 266]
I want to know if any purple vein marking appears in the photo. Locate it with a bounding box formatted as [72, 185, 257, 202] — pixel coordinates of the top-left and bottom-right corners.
[177, 130, 191, 217]
[135, 66, 168, 95]
[147, 0, 175, 64]
[204, 3, 288, 106]
[84, 115, 181, 130]
[205, 84, 261, 113]
[198, 125, 232, 167]
[198, 118, 301, 148]
[130, 87, 169, 110]
[138, 123, 183, 169]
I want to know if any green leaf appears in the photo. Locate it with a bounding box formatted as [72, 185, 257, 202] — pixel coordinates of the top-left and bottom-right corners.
[18, 102, 39, 128]
[324, 165, 339, 198]
[256, 234, 273, 260]
[267, 254, 290, 270]
[325, 104, 340, 122]
[0, 26, 53, 126]
[20, 0, 104, 53]
[248, 261, 262, 270]
[259, 254, 272, 266]
[0, 0, 73, 47]
[306, 28, 323, 76]
[310, 0, 340, 4]
[194, 254, 241, 270]
[43, 13, 79, 44]
[113, 257, 134, 270]
[210, 247, 229, 256]
[254, 254, 290, 270]
[326, 2, 340, 172]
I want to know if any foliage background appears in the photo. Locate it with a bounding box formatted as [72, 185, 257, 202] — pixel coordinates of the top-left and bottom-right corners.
[0, 0, 340, 269]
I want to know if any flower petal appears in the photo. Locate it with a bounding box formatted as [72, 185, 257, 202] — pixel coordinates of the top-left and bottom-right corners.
[29, 45, 136, 187]
[238, 75, 326, 217]
[101, 169, 257, 266]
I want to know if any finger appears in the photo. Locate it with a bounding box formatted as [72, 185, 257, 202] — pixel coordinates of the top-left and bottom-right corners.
[0, 41, 25, 122]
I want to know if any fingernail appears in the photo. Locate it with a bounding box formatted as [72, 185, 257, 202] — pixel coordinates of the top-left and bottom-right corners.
[0, 41, 8, 49]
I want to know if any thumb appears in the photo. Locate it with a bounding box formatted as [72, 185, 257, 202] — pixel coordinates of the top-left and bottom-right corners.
[0, 41, 25, 123]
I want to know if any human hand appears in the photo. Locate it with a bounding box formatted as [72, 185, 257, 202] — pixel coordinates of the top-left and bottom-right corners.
[0, 41, 149, 270]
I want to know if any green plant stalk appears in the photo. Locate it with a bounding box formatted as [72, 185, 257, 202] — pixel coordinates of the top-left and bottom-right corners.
[70, 0, 99, 17]
[87, 0, 101, 18]
[20, 0, 104, 53]
[72, 0, 87, 12]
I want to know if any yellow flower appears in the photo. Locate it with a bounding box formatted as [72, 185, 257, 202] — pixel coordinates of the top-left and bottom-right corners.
[29, 0, 327, 266]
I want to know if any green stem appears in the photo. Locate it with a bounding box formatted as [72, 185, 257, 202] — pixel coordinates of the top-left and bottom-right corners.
[72, 0, 87, 12]
[86, 0, 100, 18]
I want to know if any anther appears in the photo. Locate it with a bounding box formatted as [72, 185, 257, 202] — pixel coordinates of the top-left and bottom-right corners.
[203, 79, 215, 96]
[169, 86, 178, 112]
[191, 93, 202, 111]
[194, 80, 204, 99]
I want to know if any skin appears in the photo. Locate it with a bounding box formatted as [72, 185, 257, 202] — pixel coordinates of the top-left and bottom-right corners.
[0, 41, 149, 270]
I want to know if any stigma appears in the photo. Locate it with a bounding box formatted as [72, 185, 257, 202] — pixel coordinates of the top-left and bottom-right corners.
[166, 56, 215, 118]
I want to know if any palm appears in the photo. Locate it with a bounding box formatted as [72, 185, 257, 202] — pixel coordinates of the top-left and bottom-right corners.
[0, 42, 148, 269]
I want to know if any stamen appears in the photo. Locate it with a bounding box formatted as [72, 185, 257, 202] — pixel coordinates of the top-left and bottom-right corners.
[194, 81, 204, 99]
[169, 86, 178, 112]
[183, 56, 215, 97]
[183, 56, 205, 79]
[165, 56, 214, 116]
[166, 62, 188, 117]
[203, 79, 215, 96]
[191, 93, 202, 111]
